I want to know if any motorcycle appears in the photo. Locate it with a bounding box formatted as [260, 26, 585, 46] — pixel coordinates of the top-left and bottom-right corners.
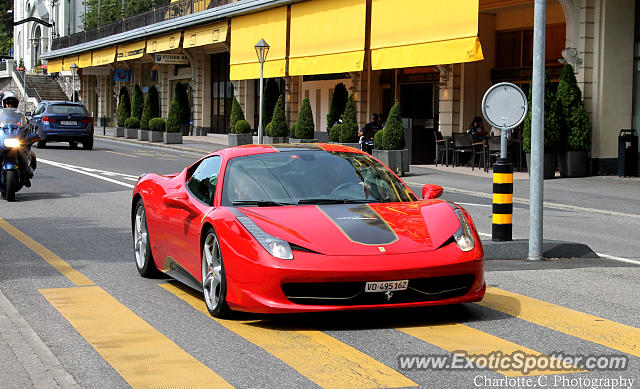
[0, 109, 38, 202]
[359, 136, 374, 154]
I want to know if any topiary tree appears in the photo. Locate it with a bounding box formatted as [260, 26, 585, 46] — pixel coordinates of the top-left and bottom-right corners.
[268, 94, 288, 137]
[124, 117, 140, 128]
[149, 118, 165, 132]
[263, 78, 280, 128]
[379, 101, 405, 150]
[116, 87, 130, 127]
[557, 64, 591, 151]
[373, 127, 384, 149]
[175, 83, 190, 126]
[326, 82, 348, 130]
[234, 120, 251, 134]
[230, 96, 245, 133]
[131, 84, 143, 121]
[522, 74, 562, 153]
[294, 97, 314, 139]
[166, 87, 183, 133]
[338, 94, 359, 143]
[141, 86, 160, 130]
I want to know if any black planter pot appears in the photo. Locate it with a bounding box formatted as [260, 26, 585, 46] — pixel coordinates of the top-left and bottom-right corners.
[526, 152, 557, 179]
[558, 151, 589, 178]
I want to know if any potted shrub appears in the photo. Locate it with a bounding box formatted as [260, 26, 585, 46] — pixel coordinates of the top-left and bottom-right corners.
[131, 84, 143, 121]
[326, 82, 348, 132]
[523, 75, 562, 179]
[372, 101, 409, 176]
[289, 97, 318, 143]
[228, 97, 252, 146]
[124, 117, 140, 139]
[336, 94, 360, 149]
[165, 92, 184, 144]
[263, 95, 288, 143]
[148, 118, 165, 142]
[114, 86, 130, 137]
[139, 86, 159, 141]
[174, 83, 191, 135]
[556, 64, 591, 177]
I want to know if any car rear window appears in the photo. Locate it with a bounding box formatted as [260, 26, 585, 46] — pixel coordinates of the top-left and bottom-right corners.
[49, 104, 87, 115]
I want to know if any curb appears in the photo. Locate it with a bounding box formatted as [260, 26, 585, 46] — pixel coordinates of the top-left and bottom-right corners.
[0, 290, 79, 388]
[94, 134, 221, 155]
[483, 239, 598, 260]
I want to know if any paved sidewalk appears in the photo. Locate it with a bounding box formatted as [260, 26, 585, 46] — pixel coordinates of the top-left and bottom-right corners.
[0, 289, 78, 388]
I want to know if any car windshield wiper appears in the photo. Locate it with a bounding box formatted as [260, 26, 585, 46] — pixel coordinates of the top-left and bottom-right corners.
[232, 200, 294, 207]
[297, 198, 382, 205]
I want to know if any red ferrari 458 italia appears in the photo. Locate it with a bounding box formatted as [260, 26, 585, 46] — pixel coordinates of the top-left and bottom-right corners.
[131, 144, 485, 317]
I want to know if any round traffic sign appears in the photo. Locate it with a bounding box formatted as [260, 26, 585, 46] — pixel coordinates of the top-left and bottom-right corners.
[481, 82, 528, 130]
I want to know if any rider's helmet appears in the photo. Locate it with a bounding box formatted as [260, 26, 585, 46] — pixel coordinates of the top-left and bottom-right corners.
[2, 92, 19, 109]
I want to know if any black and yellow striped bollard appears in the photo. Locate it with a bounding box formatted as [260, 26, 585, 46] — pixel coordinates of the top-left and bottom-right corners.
[492, 159, 513, 241]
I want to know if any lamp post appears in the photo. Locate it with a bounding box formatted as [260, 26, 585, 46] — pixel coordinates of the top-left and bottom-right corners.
[70, 62, 79, 102]
[255, 39, 269, 144]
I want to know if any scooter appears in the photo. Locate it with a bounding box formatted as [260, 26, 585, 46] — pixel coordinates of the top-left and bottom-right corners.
[0, 109, 38, 202]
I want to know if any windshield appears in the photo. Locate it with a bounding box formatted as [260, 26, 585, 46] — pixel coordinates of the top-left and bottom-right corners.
[221, 150, 417, 206]
[48, 104, 87, 115]
[0, 109, 26, 128]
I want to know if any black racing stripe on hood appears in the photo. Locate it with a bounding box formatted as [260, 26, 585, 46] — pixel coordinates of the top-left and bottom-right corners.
[318, 204, 398, 245]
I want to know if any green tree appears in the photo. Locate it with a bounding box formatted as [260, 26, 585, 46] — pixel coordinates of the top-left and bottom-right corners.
[131, 84, 143, 121]
[230, 97, 245, 133]
[262, 78, 280, 128]
[116, 87, 131, 127]
[326, 82, 348, 130]
[0, 2, 13, 56]
[556, 64, 591, 151]
[338, 94, 358, 143]
[380, 102, 406, 150]
[82, 0, 171, 30]
[141, 86, 160, 131]
[294, 98, 314, 139]
[166, 84, 186, 133]
[268, 95, 288, 137]
[523, 74, 563, 153]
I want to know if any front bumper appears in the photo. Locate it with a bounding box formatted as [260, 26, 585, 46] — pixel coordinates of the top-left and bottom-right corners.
[222, 241, 485, 314]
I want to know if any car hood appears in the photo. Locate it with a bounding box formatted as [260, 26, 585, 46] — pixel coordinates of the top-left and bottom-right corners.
[237, 200, 461, 256]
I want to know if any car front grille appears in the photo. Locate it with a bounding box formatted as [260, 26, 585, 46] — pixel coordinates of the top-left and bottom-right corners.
[281, 274, 475, 306]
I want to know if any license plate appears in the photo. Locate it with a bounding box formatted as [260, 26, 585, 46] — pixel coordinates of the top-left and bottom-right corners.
[61, 121, 77, 126]
[365, 280, 409, 292]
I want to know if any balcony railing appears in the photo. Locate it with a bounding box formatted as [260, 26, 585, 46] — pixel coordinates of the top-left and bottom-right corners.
[51, 0, 232, 51]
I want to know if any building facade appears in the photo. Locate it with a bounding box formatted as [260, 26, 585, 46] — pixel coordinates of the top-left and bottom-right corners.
[40, 0, 638, 174]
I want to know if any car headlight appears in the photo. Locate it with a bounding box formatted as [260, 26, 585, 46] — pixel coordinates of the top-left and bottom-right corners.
[3, 138, 20, 148]
[236, 216, 293, 260]
[453, 209, 475, 252]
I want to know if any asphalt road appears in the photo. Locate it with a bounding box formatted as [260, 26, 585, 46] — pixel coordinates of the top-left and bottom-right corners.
[0, 138, 638, 388]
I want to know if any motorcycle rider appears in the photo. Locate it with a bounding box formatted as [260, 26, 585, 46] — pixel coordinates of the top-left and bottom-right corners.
[359, 113, 380, 154]
[2, 92, 36, 187]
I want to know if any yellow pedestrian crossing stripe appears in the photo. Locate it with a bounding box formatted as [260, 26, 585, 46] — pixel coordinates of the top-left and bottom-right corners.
[160, 282, 418, 388]
[396, 323, 582, 377]
[41, 286, 233, 389]
[478, 287, 640, 357]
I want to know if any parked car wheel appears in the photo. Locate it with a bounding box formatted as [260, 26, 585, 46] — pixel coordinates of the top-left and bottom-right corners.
[83, 139, 93, 150]
[36, 140, 46, 149]
[133, 200, 160, 277]
[69, 141, 78, 149]
[201, 228, 232, 318]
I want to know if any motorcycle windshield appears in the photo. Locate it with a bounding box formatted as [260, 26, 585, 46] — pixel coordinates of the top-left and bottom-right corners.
[0, 109, 26, 128]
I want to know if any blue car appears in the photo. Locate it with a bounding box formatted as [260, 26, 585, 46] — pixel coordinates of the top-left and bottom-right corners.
[30, 101, 94, 150]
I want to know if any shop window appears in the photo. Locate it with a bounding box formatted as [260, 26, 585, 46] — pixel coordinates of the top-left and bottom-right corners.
[496, 24, 566, 69]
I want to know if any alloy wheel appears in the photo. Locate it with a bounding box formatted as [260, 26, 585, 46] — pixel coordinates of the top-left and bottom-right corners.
[134, 205, 148, 269]
[202, 232, 223, 312]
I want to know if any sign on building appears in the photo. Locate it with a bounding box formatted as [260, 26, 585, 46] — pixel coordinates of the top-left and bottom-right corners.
[155, 54, 190, 65]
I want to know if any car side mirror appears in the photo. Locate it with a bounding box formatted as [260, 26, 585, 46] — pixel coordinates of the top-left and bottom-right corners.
[25, 111, 32, 117]
[162, 192, 199, 213]
[422, 184, 443, 200]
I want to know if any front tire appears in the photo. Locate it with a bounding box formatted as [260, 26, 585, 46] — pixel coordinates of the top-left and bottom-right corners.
[201, 228, 232, 318]
[69, 141, 78, 149]
[36, 140, 46, 149]
[133, 200, 160, 277]
[5, 170, 17, 202]
[83, 139, 93, 150]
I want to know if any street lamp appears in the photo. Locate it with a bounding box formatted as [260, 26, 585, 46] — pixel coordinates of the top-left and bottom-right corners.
[255, 38, 269, 144]
[70, 62, 79, 102]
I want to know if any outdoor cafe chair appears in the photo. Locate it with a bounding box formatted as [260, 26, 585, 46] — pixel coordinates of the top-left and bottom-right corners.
[435, 131, 453, 166]
[485, 135, 502, 172]
[452, 133, 474, 168]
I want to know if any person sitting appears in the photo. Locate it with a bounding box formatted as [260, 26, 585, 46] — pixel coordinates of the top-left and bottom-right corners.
[467, 116, 487, 136]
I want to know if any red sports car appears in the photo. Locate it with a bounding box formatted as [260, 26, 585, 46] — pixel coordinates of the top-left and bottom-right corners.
[131, 144, 484, 317]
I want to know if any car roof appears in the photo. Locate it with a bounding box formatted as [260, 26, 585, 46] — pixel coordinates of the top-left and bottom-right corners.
[43, 100, 84, 105]
[211, 143, 367, 159]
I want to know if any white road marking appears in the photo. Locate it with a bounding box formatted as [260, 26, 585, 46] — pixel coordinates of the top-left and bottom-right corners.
[38, 159, 134, 189]
[455, 202, 492, 208]
[405, 182, 640, 219]
[478, 232, 492, 238]
[595, 253, 640, 265]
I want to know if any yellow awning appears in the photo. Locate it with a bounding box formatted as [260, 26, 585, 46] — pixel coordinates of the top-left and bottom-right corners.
[63, 56, 79, 71]
[370, 0, 483, 70]
[78, 53, 92, 68]
[183, 21, 228, 48]
[289, 0, 365, 76]
[92, 47, 116, 66]
[117, 40, 146, 61]
[47, 58, 63, 73]
[147, 32, 182, 54]
[230, 7, 287, 80]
